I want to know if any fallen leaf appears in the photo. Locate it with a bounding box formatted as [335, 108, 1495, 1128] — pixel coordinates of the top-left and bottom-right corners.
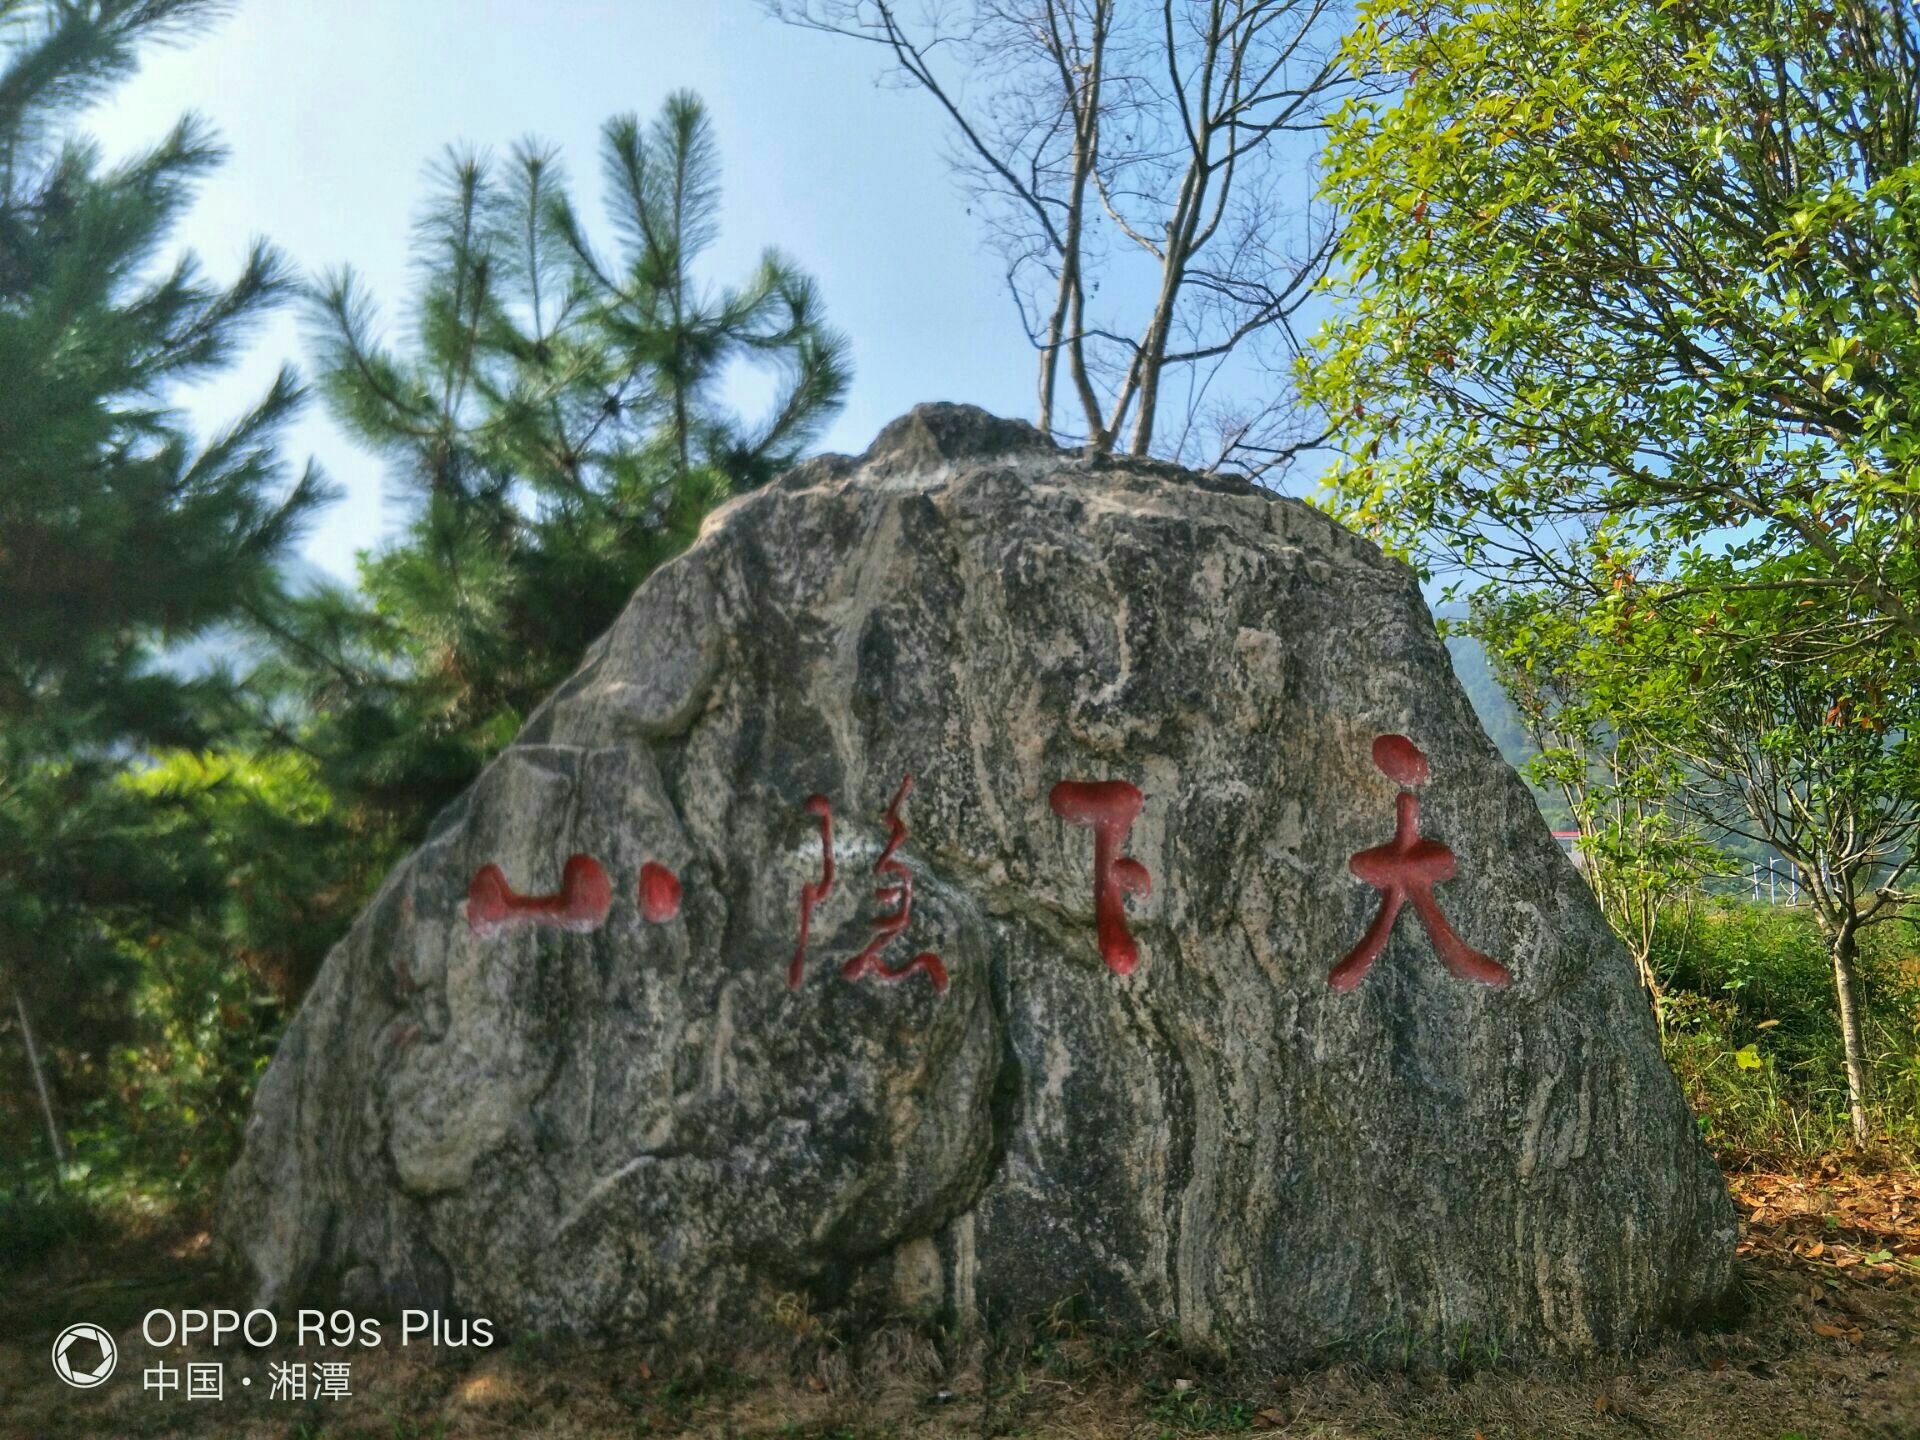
[1813, 1322, 1849, 1338]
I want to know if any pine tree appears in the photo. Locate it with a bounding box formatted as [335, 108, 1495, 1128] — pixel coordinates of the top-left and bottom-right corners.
[0, 0, 327, 1180]
[265, 94, 848, 864]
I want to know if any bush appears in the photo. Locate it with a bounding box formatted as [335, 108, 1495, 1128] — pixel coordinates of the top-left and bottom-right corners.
[0, 1180, 104, 1275]
[1652, 899, 1920, 1162]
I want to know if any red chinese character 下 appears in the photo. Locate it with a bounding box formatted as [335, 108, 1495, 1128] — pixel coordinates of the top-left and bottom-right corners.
[1050, 779, 1152, 975]
[1327, 734, 1510, 993]
[840, 775, 949, 993]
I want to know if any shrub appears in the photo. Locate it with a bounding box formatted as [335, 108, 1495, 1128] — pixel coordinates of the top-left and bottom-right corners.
[1652, 899, 1920, 1161]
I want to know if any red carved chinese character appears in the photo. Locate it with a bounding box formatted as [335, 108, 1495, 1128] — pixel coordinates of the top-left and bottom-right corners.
[1328, 735, 1511, 992]
[466, 854, 612, 938]
[788, 795, 835, 990]
[840, 775, 949, 993]
[638, 861, 682, 923]
[1049, 779, 1152, 975]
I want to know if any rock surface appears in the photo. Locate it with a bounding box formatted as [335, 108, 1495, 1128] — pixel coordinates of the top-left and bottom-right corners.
[219, 404, 1736, 1358]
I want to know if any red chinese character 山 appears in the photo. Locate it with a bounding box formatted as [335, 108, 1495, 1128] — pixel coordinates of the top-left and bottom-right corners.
[1327, 734, 1510, 993]
[466, 854, 612, 938]
[1050, 779, 1152, 975]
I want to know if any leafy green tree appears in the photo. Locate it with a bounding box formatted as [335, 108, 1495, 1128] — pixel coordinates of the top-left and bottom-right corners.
[1494, 568, 1920, 1146]
[1621, 576, 1920, 1147]
[0, 0, 326, 1177]
[256, 93, 849, 906]
[1306, 0, 1920, 1137]
[100, 750, 350, 1190]
[1470, 590, 1724, 1016]
[1308, 0, 1920, 661]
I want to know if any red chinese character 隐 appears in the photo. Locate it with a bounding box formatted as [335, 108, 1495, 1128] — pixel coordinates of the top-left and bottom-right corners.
[840, 775, 949, 993]
[1328, 734, 1510, 992]
[466, 854, 612, 938]
[1049, 779, 1151, 975]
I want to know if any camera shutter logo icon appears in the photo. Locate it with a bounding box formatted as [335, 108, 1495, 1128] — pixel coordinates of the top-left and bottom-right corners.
[51, 1322, 117, 1388]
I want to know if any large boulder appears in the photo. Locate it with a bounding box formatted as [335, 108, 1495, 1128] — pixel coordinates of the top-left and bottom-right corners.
[219, 404, 1735, 1359]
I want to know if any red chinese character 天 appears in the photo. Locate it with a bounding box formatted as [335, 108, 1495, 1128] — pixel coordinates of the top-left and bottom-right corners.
[1328, 734, 1510, 993]
[638, 861, 682, 923]
[1049, 779, 1152, 975]
[840, 775, 949, 993]
[788, 795, 835, 990]
[466, 854, 612, 938]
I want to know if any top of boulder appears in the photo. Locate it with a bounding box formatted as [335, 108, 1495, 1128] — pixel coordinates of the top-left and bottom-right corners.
[858, 401, 1054, 472]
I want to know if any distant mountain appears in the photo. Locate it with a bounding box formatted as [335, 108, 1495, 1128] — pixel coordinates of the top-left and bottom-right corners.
[1445, 631, 1533, 765]
[1441, 629, 1574, 831]
[1440, 624, 1773, 873]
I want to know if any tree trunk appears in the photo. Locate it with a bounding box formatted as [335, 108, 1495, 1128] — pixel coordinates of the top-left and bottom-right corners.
[1037, 266, 1065, 438]
[13, 987, 66, 1175]
[1830, 925, 1872, 1148]
[1058, 2, 1109, 452]
[1632, 950, 1665, 1032]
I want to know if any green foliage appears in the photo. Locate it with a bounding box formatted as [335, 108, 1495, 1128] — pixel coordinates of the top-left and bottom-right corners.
[0, 750, 323, 1269]
[107, 750, 342, 1168]
[1657, 901, 1920, 1160]
[1142, 1379, 1257, 1436]
[0, 1176, 104, 1274]
[1311, 0, 1920, 1023]
[1308, 0, 1920, 662]
[1630, 574, 1920, 904]
[260, 92, 849, 851]
[4, 54, 849, 1252]
[1459, 548, 1918, 1143]
[1468, 587, 1729, 993]
[0, 0, 325, 1191]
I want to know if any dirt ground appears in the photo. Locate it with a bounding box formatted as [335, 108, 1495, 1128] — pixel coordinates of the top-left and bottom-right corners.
[3, 1167, 1917, 1440]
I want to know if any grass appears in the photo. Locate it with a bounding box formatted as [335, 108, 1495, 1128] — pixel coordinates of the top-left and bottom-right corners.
[1655, 899, 1920, 1165]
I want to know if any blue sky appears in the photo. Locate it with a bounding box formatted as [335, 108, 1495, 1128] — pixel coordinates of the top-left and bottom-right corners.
[88, 2, 1041, 581]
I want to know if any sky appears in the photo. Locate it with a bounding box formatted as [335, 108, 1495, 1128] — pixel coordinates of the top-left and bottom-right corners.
[86, 2, 1040, 582]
